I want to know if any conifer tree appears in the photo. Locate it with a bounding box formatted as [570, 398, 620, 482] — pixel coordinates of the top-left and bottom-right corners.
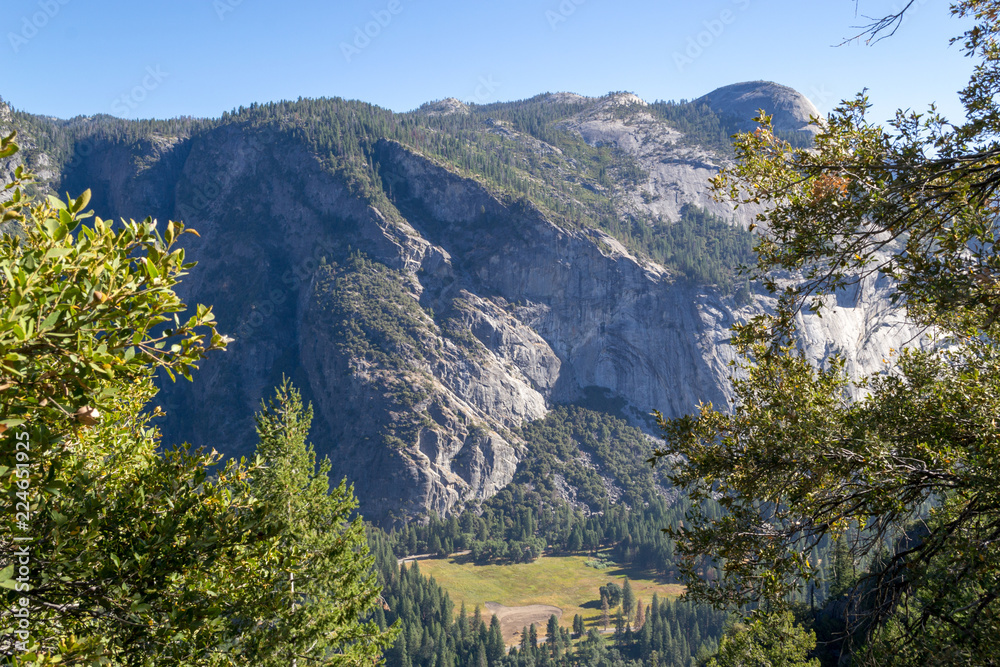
[622, 577, 635, 622]
[246, 379, 396, 664]
[829, 534, 854, 599]
[546, 614, 559, 658]
[573, 613, 585, 637]
[458, 602, 469, 640]
[487, 615, 505, 665]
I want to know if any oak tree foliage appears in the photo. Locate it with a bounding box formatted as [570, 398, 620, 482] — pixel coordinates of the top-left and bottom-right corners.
[651, 2, 1000, 664]
[0, 135, 393, 666]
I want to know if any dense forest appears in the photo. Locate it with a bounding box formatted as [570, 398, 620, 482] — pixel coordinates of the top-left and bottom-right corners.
[6, 1, 997, 661]
[367, 404, 853, 665]
[369, 530, 730, 667]
[1, 81, 878, 665]
[7, 91, 758, 294]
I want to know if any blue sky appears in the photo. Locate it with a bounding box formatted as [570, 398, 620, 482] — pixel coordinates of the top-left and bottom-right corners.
[0, 0, 976, 125]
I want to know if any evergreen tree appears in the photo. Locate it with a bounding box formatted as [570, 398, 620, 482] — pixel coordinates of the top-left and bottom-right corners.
[458, 602, 469, 640]
[654, 5, 1000, 662]
[246, 380, 396, 664]
[546, 614, 559, 658]
[601, 594, 610, 630]
[0, 137, 392, 665]
[388, 632, 412, 667]
[622, 578, 635, 622]
[829, 534, 854, 599]
[487, 615, 505, 665]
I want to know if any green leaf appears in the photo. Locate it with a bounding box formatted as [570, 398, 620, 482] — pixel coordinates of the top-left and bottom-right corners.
[45, 195, 67, 210]
[143, 257, 160, 280]
[43, 247, 73, 260]
[40, 311, 60, 331]
[42, 218, 61, 238]
[72, 189, 92, 213]
[0, 564, 17, 589]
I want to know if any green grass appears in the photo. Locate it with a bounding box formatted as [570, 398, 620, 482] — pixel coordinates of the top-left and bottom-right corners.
[406, 552, 684, 631]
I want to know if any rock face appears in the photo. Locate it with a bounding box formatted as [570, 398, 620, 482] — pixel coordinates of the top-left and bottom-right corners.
[2, 84, 926, 524]
[560, 92, 756, 225]
[696, 80, 822, 134]
[414, 98, 470, 116]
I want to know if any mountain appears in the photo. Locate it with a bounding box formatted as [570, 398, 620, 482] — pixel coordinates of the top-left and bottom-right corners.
[694, 80, 822, 134]
[0, 84, 924, 524]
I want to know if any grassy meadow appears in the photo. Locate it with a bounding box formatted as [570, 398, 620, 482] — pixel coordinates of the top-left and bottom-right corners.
[404, 552, 684, 631]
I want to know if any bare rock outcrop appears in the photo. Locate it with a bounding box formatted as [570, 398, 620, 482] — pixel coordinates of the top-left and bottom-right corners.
[695, 80, 822, 134]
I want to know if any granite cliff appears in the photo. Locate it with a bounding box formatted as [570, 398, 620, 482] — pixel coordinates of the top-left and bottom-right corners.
[0, 83, 925, 523]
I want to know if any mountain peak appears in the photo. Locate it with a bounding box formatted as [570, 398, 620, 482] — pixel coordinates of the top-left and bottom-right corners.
[415, 98, 470, 116]
[597, 92, 647, 109]
[542, 92, 591, 105]
[695, 81, 820, 134]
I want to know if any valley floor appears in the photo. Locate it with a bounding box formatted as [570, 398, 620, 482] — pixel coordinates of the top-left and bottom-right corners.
[404, 552, 684, 644]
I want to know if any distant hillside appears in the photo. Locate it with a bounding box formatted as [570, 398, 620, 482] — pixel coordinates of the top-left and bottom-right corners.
[694, 80, 822, 135]
[0, 84, 925, 524]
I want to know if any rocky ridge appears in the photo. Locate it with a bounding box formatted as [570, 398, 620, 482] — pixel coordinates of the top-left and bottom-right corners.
[1, 83, 927, 523]
[695, 80, 822, 134]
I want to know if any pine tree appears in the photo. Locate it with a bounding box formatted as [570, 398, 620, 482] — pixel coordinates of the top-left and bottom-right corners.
[389, 632, 412, 667]
[247, 380, 396, 664]
[487, 615, 505, 665]
[459, 601, 469, 640]
[830, 533, 855, 599]
[473, 604, 484, 634]
[546, 614, 559, 658]
[635, 599, 645, 630]
[601, 593, 610, 630]
[623, 577, 635, 623]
